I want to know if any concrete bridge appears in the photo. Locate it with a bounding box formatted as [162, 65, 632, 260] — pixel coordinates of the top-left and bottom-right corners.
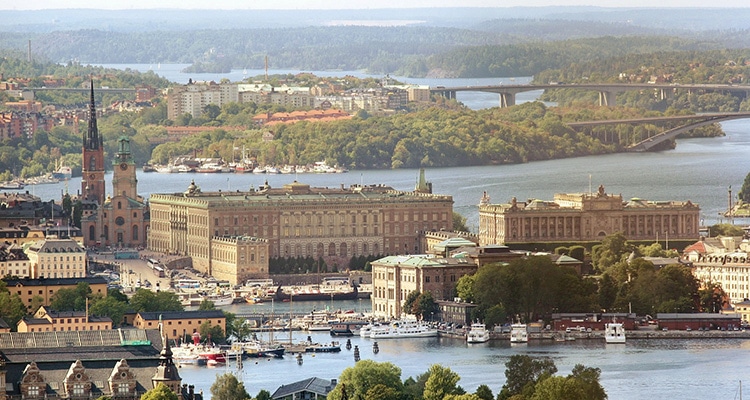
[566, 112, 750, 151]
[431, 83, 750, 108]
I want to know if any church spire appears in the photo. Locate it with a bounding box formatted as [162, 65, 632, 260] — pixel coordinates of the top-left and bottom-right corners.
[85, 78, 101, 150]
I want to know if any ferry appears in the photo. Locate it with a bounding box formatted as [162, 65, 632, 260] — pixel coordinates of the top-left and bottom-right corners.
[52, 164, 72, 180]
[510, 323, 528, 343]
[176, 279, 202, 293]
[368, 320, 438, 339]
[466, 322, 490, 343]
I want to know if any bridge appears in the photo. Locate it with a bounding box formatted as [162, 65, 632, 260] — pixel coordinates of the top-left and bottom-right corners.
[430, 83, 750, 108]
[565, 112, 750, 151]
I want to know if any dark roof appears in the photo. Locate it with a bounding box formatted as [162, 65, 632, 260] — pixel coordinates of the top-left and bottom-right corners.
[21, 317, 51, 325]
[0, 317, 9, 329]
[138, 310, 225, 321]
[3, 277, 108, 287]
[271, 377, 336, 399]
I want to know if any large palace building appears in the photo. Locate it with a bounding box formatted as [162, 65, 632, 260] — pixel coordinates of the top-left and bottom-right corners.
[478, 185, 700, 246]
[147, 171, 453, 284]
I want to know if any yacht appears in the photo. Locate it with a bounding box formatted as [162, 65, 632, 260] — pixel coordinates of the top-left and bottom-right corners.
[510, 323, 528, 343]
[605, 321, 626, 344]
[466, 322, 490, 343]
[369, 320, 438, 339]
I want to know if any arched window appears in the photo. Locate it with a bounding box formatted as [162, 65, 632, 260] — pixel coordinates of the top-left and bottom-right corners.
[328, 242, 336, 256]
[340, 242, 347, 257]
[89, 156, 96, 171]
[88, 226, 96, 241]
[132, 225, 138, 241]
[117, 201, 122, 209]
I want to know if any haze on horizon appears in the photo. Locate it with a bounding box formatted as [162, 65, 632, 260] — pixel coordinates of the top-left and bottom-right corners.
[5, 0, 750, 9]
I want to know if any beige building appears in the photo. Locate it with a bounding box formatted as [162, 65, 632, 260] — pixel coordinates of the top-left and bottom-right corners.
[167, 81, 239, 119]
[0, 244, 30, 278]
[147, 172, 452, 283]
[26, 237, 87, 279]
[17, 306, 113, 332]
[134, 310, 226, 341]
[209, 235, 269, 285]
[478, 185, 700, 246]
[2, 277, 108, 311]
[370, 254, 477, 319]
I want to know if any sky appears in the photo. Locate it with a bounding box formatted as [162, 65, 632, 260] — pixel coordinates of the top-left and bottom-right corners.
[4, 0, 750, 9]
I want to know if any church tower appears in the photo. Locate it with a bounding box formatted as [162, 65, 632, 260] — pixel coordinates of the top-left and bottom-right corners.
[152, 335, 183, 399]
[111, 137, 138, 199]
[81, 79, 106, 205]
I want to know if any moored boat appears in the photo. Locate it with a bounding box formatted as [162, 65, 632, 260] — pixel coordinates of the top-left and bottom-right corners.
[605, 321, 626, 344]
[467, 322, 490, 343]
[369, 320, 438, 339]
[510, 323, 528, 343]
[275, 284, 358, 302]
[330, 321, 370, 337]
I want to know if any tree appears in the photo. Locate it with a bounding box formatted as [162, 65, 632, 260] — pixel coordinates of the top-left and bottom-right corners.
[455, 274, 476, 303]
[592, 232, 630, 272]
[327, 360, 403, 400]
[0, 290, 26, 329]
[530, 376, 584, 400]
[569, 364, 607, 400]
[453, 212, 469, 232]
[498, 355, 557, 400]
[199, 320, 226, 344]
[210, 373, 250, 400]
[740, 172, 750, 203]
[423, 364, 462, 400]
[90, 296, 129, 326]
[50, 282, 91, 311]
[708, 223, 745, 237]
[141, 383, 178, 400]
[474, 384, 493, 400]
[253, 390, 271, 400]
[130, 289, 184, 312]
[198, 299, 216, 310]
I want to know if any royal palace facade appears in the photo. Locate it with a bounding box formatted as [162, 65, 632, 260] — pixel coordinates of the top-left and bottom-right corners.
[478, 185, 700, 246]
[147, 174, 453, 284]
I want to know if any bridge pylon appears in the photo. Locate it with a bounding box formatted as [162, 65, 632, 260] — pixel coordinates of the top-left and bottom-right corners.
[500, 92, 516, 108]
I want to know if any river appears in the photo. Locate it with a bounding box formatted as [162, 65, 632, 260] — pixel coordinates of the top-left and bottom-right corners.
[34, 65, 750, 397]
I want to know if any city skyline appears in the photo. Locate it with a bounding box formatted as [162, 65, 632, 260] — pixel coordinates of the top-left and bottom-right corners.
[4, 0, 750, 10]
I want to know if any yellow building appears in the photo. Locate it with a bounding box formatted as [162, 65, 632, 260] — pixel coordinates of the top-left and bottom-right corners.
[209, 235, 269, 285]
[133, 310, 226, 342]
[2, 277, 108, 311]
[147, 170, 452, 283]
[478, 184, 700, 246]
[370, 255, 478, 319]
[17, 306, 113, 332]
[25, 236, 87, 279]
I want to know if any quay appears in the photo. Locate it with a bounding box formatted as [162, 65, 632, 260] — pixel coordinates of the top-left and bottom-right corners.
[439, 329, 750, 341]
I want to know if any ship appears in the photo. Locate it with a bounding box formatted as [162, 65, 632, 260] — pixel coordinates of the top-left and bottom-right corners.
[274, 284, 359, 302]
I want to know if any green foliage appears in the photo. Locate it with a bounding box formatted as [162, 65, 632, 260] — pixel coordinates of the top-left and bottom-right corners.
[210, 373, 250, 400]
[740, 172, 750, 203]
[698, 280, 726, 313]
[453, 212, 469, 232]
[423, 364, 462, 400]
[592, 232, 631, 273]
[499, 355, 558, 400]
[0, 288, 27, 329]
[50, 282, 92, 311]
[199, 320, 226, 344]
[403, 290, 439, 321]
[327, 360, 403, 400]
[253, 390, 271, 400]
[455, 274, 476, 303]
[474, 384, 493, 400]
[708, 223, 745, 237]
[129, 289, 184, 313]
[140, 383, 179, 400]
[89, 296, 129, 327]
[198, 299, 216, 310]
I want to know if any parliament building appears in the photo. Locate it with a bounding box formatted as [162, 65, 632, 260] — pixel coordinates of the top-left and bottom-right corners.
[147, 172, 453, 285]
[478, 185, 700, 246]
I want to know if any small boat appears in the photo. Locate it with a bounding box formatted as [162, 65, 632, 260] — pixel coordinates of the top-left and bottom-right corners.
[605, 320, 626, 344]
[245, 296, 264, 304]
[142, 164, 156, 173]
[52, 164, 72, 180]
[205, 293, 234, 306]
[0, 181, 24, 190]
[330, 321, 370, 337]
[305, 341, 342, 353]
[466, 322, 490, 343]
[239, 341, 285, 358]
[369, 320, 438, 339]
[510, 323, 528, 343]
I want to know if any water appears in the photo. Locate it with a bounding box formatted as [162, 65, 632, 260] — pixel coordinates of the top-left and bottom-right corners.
[175, 327, 750, 400]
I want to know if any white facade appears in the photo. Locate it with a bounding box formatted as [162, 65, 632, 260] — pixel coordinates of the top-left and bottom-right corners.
[26, 237, 87, 279]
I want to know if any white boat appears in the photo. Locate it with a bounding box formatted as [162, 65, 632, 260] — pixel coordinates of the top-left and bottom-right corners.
[369, 320, 438, 339]
[605, 321, 626, 344]
[52, 164, 72, 180]
[206, 293, 234, 306]
[466, 322, 490, 343]
[156, 165, 178, 173]
[510, 323, 528, 343]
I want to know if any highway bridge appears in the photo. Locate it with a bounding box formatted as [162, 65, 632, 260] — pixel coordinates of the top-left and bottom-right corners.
[430, 82, 750, 108]
[26, 87, 136, 94]
[565, 112, 750, 151]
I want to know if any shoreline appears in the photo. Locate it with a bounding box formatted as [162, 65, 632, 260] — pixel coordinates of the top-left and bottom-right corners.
[439, 329, 750, 341]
